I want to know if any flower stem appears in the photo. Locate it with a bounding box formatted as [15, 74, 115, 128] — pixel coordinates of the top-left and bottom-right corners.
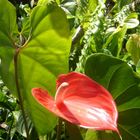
[56, 118, 62, 140]
[14, 48, 30, 140]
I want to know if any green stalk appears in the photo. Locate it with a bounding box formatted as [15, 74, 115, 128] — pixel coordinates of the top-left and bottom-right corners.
[14, 48, 30, 140]
[56, 118, 62, 140]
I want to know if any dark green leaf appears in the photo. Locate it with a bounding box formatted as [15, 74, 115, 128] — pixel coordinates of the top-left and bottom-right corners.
[85, 53, 140, 139]
[65, 122, 83, 140]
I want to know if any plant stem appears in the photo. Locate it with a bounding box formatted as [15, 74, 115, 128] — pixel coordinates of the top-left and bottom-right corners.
[56, 118, 62, 140]
[14, 48, 30, 140]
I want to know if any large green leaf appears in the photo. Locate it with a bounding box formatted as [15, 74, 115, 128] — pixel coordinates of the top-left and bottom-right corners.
[0, 1, 71, 135]
[16, 4, 71, 134]
[85, 53, 140, 140]
[0, 0, 17, 96]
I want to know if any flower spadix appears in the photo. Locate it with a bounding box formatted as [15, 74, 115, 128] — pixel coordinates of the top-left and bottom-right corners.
[32, 72, 119, 133]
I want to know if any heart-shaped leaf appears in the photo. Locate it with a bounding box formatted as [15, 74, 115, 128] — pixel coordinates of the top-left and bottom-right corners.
[0, 1, 71, 135]
[85, 53, 140, 140]
[16, 4, 71, 134]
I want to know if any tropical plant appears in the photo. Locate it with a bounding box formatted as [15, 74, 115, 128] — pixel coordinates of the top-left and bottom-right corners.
[0, 0, 140, 140]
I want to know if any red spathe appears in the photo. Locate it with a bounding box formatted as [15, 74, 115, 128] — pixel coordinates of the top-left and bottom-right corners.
[32, 72, 119, 133]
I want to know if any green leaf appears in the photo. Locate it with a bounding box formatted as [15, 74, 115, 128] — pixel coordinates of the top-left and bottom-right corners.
[123, 13, 139, 29]
[0, 0, 17, 96]
[16, 4, 71, 135]
[65, 122, 83, 140]
[85, 53, 140, 139]
[37, 0, 54, 5]
[118, 125, 139, 140]
[126, 34, 140, 65]
[21, 17, 31, 39]
[0, 91, 16, 111]
[88, 0, 98, 12]
[103, 26, 127, 57]
[0, 0, 18, 46]
[0, 2, 71, 135]
[117, 0, 131, 10]
[85, 130, 98, 140]
[85, 130, 119, 140]
[0, 48, 16, 96]
[14, 111, 33, 137]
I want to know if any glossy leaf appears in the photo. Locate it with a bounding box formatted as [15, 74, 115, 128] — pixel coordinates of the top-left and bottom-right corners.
[32, 72, 119, 133]
[85, 53, 140, 139]
[123, 13, 139, 29]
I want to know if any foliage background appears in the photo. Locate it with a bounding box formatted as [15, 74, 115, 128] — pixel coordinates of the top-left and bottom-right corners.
[0, 0, 140, 139]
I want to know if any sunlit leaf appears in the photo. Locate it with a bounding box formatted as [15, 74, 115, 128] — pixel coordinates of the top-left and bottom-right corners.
[16, 4, 71, 134]
[0, 2, 71, 135]
[123, 13, 139, 29]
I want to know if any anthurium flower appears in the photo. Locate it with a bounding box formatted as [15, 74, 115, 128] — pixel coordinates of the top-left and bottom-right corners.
[32, 72, 119, 133]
